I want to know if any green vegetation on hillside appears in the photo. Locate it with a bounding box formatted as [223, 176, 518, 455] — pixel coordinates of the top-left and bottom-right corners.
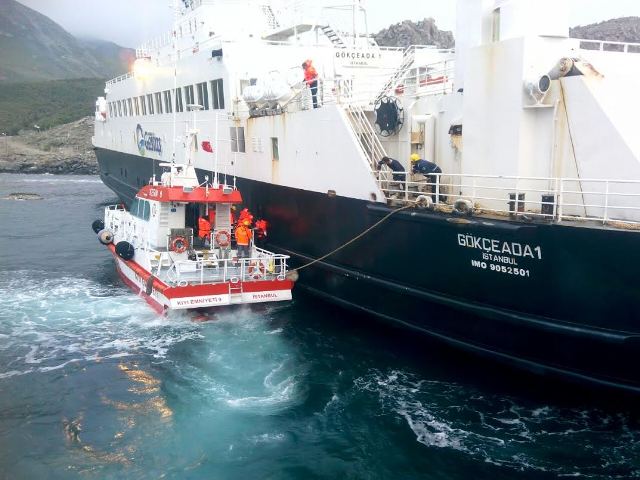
[0, 78, 104, 135]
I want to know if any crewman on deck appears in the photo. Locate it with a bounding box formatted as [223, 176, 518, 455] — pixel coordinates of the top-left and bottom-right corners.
[238, 208, 254, 226]
[198, 215, 212, 247]
[235, 219, 253, 258]
[411, 154, 443, 202]
[302, 59, 319, 109]
[378, 156, 407, 191]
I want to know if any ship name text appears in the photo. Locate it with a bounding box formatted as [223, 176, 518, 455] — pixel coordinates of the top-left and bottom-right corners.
[457, 234, 542, 260]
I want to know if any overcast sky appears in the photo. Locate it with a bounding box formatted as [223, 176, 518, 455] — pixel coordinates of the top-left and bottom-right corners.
[18, 0, 640, 48]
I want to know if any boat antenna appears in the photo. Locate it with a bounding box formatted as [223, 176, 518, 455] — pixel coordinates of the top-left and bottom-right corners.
[213, 112, 219, 189]
[171, 0, 179, 165]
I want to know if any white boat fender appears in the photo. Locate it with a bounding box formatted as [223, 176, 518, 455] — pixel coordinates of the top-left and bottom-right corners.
[98, 229, 114, 245]
[415, 195, 433, 210]
[115, 241, 135, 261]
[285, 270, 299, 282]
[92, 219, 105, 234]
[453, 199, 474, 216]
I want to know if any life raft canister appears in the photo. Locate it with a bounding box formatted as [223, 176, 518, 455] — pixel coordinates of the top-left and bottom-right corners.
[171, 236, 189, 253]
[215, 230, 231, 248]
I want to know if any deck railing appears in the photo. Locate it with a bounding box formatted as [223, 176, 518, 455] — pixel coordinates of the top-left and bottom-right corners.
[377, 172, 640, 226]
[576, 39, 640, 54]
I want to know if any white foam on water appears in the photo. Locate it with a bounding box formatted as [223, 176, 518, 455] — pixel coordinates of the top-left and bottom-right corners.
[0, 272, 204, 379]
[353, 369, 640, 478]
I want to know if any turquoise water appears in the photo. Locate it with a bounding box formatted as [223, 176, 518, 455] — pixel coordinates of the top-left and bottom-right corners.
[1, 174, 639, 479]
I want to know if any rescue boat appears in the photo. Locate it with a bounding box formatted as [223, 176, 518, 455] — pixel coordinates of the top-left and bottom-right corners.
[91, 160, 294, 313]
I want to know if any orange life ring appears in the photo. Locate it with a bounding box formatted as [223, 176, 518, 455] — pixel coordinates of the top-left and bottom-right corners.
[215, 230, 231, 248]
[248, 261, 266, 279]
[171, 236, 189, 253]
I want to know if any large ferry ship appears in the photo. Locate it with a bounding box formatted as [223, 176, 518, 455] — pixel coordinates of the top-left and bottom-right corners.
[93, 0, 640, 393]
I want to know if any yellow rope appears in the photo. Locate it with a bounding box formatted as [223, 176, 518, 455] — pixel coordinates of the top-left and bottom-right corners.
[292, 203, 416, 273]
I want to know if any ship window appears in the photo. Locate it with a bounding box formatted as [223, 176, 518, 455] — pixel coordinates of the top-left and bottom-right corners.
[492, 8, 501, 42]
[210, 79, 225, 109]
[196, 82, 209, 110]
[143, 200, 151, 221]
[115, 101, 120, 117]
[230, 127, 245, 153]
[127, 98, 133, 116]
[134, 97, 140, 116]
[155, 92, 163, 114]
[175, 88, 184, 112]
[146, 94, 154, 115]
[163, 90, 173, 113]
[184, 85, 195, 106]
[108, 102, 113, 118]
[271, 137, 279, 161]
[140, 96, 147, 115]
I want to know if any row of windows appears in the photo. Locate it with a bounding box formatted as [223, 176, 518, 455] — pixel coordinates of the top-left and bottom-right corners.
[108, 79, 225, 118]
[130, 197, 151, 221]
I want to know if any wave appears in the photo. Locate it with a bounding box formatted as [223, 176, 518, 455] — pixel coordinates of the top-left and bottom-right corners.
[353, 369, 640, 478]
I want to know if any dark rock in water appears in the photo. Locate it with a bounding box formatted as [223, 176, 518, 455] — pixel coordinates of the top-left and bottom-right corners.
[375, 18, 455, 49]
[5, 192, 43, 200]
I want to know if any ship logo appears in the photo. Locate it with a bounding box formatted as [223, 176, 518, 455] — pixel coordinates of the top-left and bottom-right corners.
[136, 124, 162, 157]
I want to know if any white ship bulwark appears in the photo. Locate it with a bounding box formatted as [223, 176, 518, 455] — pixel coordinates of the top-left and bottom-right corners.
[93, 0, 640, 393]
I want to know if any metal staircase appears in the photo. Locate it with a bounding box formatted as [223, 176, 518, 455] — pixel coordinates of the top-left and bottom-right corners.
[375, 46, 416, 103]
[321, 25, 347, 48]
[261, 4, 280, 29]
[340, 82, 388, 174]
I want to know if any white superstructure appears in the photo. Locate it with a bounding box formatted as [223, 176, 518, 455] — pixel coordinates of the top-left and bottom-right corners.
[93, 0, 640, 224]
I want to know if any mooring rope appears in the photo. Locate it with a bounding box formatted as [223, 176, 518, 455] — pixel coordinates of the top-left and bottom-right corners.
[291, 203, 417, 273]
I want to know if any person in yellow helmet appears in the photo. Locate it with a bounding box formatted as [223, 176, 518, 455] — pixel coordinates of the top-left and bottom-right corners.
[410, 154, 443, 202]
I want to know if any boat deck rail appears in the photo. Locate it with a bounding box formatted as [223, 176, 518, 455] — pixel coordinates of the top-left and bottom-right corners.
[161, 247, 290, 286]
[377, 172, 640, 227]
[576, 38, 640, 54]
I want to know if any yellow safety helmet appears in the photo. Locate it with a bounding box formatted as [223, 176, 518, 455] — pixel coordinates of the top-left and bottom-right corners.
[410, 153, 420, 162]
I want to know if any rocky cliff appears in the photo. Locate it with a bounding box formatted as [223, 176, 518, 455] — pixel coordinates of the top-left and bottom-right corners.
[375, 18, 454, 50]
[570, 17, 640, 44]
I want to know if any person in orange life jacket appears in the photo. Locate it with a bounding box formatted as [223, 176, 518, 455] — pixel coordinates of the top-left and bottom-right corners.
[238, 207, 253, 226]
[198, 215, 212, 247]
[235, 219, 253, 258]
[254, 219, 268, 243]
[302, 59, 319, 109]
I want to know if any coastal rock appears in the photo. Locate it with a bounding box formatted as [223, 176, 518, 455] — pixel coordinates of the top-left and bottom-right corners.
[375, 18, 454, 50]
[0, 116, 98, 175]
[4, 192, 43, 200]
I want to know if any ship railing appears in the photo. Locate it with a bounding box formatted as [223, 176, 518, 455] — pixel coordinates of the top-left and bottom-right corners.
[337, 80, 388, 172]
[164, 251, 290, 286]
[106, 73, 133, 86]
[576, 39, 640, 54]
[322, 60, 456, 108]
[376, 173, 640, 226]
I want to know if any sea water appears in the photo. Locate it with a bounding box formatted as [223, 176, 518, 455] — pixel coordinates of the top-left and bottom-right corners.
[0, 173, 639, 479]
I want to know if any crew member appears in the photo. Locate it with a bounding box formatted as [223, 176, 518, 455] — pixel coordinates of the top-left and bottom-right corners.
[410, 154, 443, 202]
[198, 214, 212, 247]
[238, 207, 254, 226]
[302, 59, 319, 109]
[378, 156, 407, 191]
[235, 219, 253, 259]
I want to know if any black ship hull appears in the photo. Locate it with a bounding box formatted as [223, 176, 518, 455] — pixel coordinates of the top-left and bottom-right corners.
[96, 148, 640, 393]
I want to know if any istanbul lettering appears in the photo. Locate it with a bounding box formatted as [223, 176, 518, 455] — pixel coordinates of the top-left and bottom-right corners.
[457, 234, 543, 278]
[136, 124, 162, 156]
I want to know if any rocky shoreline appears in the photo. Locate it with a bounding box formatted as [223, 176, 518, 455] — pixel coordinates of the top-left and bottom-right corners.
[0, 117, 98, 175]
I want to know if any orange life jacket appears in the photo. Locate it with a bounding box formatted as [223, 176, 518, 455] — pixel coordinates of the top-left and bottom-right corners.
[235, 224, 252, 246]
[198, 217, 211, 238]
[304, 62, 318, 84]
